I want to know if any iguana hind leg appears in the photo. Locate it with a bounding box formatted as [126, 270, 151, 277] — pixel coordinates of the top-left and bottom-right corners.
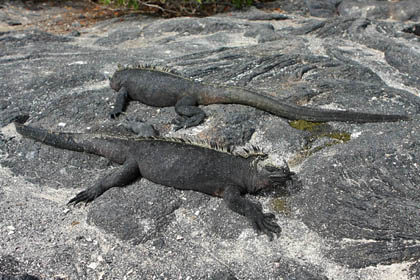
[223, 186, 281, 241]
[173, 95, 206, 130]
[68, 158, 140, 205]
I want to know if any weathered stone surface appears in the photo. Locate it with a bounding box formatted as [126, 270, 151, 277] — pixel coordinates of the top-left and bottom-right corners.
[87, 181, 182, 244]
[293, 121, 420, 268]
[410, 261, 420, 279]
[305, 0, 420, 21]
[1, 1, 419, 279]
[305, 0, 341, 18]
[384, 44, 420, 88]
[338, 0, 420, 21]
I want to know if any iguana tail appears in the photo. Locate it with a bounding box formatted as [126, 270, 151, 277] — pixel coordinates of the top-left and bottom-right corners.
[13, 115, 127, 163]
[209, 87, 409, 123]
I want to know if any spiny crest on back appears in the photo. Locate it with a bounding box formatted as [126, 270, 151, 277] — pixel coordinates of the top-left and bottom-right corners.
[204, 140, 267, 159]
[116, 63, 180, 75]
[103, 133, 267, 159]
[235, 144, 267, 159]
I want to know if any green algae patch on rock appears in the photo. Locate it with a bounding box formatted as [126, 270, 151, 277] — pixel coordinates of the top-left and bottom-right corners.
[289, 120, 326, 132]
[288, 120, 352, 166]
[323, 131, 351, 142]
[271, 198, 291, 215]
[289, 119, 351, 143]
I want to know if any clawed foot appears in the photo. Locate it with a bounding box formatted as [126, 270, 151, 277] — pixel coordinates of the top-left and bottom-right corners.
[171, 115, 204, 131]
[172, 116, 187, 131]
[122, 117, 157, 137]
[68, 188, 101, 206]
[110, 110, 122, 119]
[252, 212, 282, 241]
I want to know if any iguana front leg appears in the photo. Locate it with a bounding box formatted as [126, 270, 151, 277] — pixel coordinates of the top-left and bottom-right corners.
[68, 158, 140, 205]
[223, 185, 281, 241]
[173, 96, 206, 130]
[110, 87, 129, 119]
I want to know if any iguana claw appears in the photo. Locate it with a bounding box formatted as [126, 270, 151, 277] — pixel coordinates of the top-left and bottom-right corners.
[110, 110, 122, 119]
[253, 212, 282, 241]
[68, 188, 98, 206]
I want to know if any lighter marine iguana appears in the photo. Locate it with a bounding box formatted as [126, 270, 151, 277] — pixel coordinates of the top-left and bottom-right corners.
[108, 65, 409, 130]
[13, 115, 295, 240]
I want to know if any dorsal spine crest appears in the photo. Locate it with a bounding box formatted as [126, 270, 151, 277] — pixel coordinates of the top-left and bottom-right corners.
[116, 63, 180, 75]
[98, 134, 266, 159]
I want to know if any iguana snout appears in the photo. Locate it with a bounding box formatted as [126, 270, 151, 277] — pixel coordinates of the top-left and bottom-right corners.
[253, 162, 295, 195]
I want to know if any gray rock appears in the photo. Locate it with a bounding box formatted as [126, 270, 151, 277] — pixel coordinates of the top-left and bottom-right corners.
[1, 1, 419, 279]
[305, 0, 341, 18]
[410, 261, 420, 279]
[384, 43, 420, 88]
[338, 0, 420, 21]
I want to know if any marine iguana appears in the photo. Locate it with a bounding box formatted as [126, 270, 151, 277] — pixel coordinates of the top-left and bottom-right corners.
[109, 65, 409, 129]
[14, 116, 295, 240]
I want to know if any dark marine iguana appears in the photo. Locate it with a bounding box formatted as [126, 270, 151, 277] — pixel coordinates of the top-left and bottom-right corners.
[109, 65, 409, 129]
[13, 115, 295, 240]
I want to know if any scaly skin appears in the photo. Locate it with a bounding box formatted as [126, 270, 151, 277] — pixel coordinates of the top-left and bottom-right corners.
[109, 67, 410, 129]
[14, 116, 295, 240]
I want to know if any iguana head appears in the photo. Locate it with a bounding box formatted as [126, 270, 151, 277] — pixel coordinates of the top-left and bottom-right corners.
[251, 161, 296, 195]
[109, 70, 124, 92]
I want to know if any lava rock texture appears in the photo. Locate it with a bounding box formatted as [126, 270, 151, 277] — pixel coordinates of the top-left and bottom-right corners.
[1, 0, 419, 279]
